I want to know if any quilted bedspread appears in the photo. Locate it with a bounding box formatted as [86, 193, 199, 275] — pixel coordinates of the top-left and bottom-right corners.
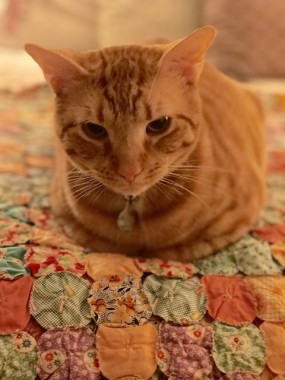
[0, 84, 285, 380]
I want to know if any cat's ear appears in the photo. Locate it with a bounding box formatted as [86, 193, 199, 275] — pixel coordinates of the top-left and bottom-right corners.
[25, 44, 88, 95]
[159, 26, 217, 82]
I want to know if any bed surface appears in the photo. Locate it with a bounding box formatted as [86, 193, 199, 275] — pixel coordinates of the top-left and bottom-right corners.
[1, 54, 285, 379]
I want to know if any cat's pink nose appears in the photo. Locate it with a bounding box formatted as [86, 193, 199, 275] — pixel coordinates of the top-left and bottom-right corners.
[118, 168, 142, 183]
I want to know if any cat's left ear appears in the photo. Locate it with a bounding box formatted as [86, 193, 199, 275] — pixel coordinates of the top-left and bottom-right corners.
[25, 44, 88, 95]
[159, 26, 217, 82]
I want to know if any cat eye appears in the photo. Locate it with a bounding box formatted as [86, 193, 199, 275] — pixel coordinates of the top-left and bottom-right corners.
[146, 116, 171, 135]
[82, 122, 108, 139]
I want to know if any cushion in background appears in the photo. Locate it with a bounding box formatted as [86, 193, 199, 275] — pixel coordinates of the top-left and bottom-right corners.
[204, 0, 285, 79]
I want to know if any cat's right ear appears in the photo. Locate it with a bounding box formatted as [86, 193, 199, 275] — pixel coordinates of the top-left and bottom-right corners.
[158, 26, 217, 83]
[25, 44, 88, 95]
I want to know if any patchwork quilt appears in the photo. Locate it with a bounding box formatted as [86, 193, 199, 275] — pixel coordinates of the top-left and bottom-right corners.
[0, 85, 285, 379]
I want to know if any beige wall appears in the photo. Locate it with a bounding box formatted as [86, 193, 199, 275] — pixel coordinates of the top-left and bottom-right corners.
[0, 0, 202, 49]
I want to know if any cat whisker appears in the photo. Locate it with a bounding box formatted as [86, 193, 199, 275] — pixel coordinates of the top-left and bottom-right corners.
[71, 186, 96, 199]
[160, 177, 209, 208]
[167, 172, 228, 196]
[155, 181, 179, 201]
[70, 182, 103, 202]
[71, 186, 101, 196]
[67, 178, 99, 187]
[89, 186, 106, 204]
[169, 163, 238, 174]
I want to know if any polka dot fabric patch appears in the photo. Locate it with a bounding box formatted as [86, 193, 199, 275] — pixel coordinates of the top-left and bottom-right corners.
[157, 321, 213, 378]
[135, 257, 198, 279]
[212, 322, 266, 375]
[143, 275, 206, 324]
[38, 327, 99, 380]
[30, 272, 91, 329]
[88, 275, 152, 326]
[202, 275, 257, 325]
[0, 332, 38, 380]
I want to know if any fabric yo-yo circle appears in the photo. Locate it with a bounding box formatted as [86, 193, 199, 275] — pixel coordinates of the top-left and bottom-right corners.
[96, 323, 157, 380]
[143, 275, 206, 324]
[245, 276, 285, 322]
[0, 218, 31, 246]
[212, 321, 266, 375]
[0, 245, 30, 279]
[86, 253, 142, 281]
[193, 249, 238, 276]
[259, 321, 285, 375]
[135, 257, 198, 279]
[25, 245, 86, 277]
[38, 327, 99, 380]
[0, 275, 33, 334]
[0, 331, 38, 380]
[156, 321, 213, 378]
[271, 241, 285, 267]
[30, 272, 91, 329]
[201, 275, 257, 325]
[233, 236, 281, 276]
[88, 275, 152, 326]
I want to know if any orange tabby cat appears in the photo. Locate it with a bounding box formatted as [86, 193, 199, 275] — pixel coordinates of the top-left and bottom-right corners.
[25, 26, 266, 261]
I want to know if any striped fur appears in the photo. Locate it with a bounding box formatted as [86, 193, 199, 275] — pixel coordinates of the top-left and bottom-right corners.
[26, 27, 266, 261]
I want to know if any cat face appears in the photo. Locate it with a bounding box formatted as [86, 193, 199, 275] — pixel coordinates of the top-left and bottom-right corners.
[26, 27, 216, 197]
[55, 47, 202, 197]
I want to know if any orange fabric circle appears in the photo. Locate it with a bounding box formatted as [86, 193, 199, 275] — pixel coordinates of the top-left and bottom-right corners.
[260, 322, 285, 375]
[0, 276, 34, 334]
[202, 275, 257, 325]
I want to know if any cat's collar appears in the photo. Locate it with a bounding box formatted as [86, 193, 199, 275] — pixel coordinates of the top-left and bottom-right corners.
[117, 195, 138, 232]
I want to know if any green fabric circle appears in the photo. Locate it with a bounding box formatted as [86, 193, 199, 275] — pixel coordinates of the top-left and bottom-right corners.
[143, 275, 206, 323]
[0, 332, 38, 380]
[212, 322, 266, 374]
[30, 272, 91, 329]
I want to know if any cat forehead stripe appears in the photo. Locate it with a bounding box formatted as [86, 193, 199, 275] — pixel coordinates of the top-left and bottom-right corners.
[91, 46, 163, 118]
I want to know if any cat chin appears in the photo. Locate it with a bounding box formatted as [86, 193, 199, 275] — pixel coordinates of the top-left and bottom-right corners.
[106, 183, 148, 199]
[112, 187, 143, 199]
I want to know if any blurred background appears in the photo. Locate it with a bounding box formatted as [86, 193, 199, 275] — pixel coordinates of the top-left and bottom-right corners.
[0, 0, 284, 92]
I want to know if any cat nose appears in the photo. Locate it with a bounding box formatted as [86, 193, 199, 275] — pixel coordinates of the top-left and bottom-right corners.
[118, 167, 142, 183]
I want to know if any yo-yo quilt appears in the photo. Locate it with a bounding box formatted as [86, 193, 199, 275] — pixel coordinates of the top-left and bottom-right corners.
[0, 85, 285, 379]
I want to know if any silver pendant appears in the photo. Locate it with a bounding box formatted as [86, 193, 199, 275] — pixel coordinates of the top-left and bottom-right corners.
[117, 196, 137, 232]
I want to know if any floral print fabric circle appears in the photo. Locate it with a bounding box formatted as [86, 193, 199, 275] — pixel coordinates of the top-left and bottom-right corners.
[212, 322, 266, 375]
[0, 245, 30, 279]
[157, 321, 213, 379]
[25, 245, 86, 277]
[135, 257, 198, 279]
[38, 327, 99, 380]
[88, 275, 152, 326]
[0, 332, 38, 380]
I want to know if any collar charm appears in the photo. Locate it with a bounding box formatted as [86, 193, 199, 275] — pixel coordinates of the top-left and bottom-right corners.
[117, 196, 137, 232]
